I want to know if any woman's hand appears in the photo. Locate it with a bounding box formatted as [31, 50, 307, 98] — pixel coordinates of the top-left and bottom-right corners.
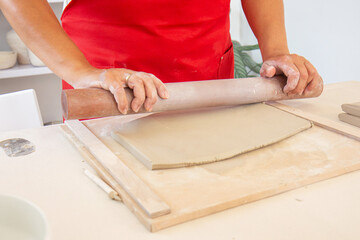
[241, 0, 323, 96]
[75, 68, 169, 114]
[260, 54, 323, 96]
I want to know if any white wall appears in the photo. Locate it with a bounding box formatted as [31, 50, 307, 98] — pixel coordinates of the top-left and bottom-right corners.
[230, 0, 360, 84]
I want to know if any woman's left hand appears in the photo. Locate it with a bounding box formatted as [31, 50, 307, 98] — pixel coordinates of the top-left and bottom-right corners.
[260, 54, 323, 96]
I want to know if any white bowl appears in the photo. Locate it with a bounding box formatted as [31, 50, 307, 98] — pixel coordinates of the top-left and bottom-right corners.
[0, 194, 49, 240]
[27, 49, 45, 67]
[0, 51, 17, 70]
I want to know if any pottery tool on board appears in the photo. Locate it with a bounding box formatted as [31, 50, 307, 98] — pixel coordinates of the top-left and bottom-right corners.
[62, 76, 322, 120]
[83, 169, 121, 201]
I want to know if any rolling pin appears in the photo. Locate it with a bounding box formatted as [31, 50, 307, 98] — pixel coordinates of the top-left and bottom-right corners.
[62, 76, 322, 120]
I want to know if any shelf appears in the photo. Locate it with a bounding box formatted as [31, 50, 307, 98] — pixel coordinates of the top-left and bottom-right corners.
[0, 65, 53, 79]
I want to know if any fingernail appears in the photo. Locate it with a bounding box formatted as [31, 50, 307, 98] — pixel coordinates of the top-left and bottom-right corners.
[304, 89, 312, 95]
[288, 92, 296, 97]
[134, 106, 139, 113]
[164, 91, 169, 99]
[260, 69, 264, 76]
[145, 103, 152, 112]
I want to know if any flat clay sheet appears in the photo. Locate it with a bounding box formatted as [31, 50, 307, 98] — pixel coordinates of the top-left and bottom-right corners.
[339, 113, 360, 128]
[111, 103, 312, 170]
[342, 102, 360, 117]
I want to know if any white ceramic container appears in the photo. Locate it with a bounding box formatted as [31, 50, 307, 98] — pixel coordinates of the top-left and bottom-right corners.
[0, 194, 49, 240]
[27, 49, 45, 67]
[0, 51, 17, 70]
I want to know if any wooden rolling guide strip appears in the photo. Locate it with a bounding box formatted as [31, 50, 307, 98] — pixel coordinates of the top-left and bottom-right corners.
[65, 120, 170, 218]
[61, 125, 154, 230]
[268, 102, 360, 141]
[61, 125, 122, 200]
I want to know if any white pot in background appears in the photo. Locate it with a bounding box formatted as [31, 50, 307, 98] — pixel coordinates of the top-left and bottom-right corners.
[0, 51, 17, 69]
[27, 48, 45, 67]
[6, 30, 31, 65]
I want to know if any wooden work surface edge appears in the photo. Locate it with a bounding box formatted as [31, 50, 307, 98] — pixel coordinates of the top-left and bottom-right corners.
[64, 120, 171, 219]
[60, 125, 153, 231]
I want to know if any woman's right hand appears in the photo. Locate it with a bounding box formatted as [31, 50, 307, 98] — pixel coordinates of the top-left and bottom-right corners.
[74, 68, 169, 114]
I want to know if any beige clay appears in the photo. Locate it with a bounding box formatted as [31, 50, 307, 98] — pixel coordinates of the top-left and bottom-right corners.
[341, 102, 360, 118]
[338, 113, 360, 128]
[111, 103, 312, 170]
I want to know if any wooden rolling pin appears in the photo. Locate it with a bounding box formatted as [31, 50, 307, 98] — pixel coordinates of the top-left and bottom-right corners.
[62, 76, 322, 120]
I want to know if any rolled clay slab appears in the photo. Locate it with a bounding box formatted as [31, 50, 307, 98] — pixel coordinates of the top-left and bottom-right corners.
[338, 113, 360, 128]
[341, 102, 360, 118]
[111, 103, 312, 170]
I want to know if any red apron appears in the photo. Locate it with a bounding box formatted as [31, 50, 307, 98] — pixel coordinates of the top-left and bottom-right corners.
[61, 0, 234, 90]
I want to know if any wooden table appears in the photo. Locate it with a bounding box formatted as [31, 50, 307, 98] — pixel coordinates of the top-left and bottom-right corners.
[1, 81, 360, 239]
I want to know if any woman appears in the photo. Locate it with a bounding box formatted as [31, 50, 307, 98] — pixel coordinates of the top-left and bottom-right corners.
[0, 0, 322, 114]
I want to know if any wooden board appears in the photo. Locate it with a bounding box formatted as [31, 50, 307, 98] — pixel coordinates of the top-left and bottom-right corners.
[268, 81, 360, 140]
[65, 120, 170, 218]
[81, 113, 360, 232]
